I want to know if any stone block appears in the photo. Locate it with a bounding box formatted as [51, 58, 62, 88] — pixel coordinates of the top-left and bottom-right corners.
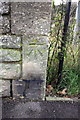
[13, 79, 45, 100]
[23, 35, 49, 45]
[0, 80, 10, 97]
[0, 49, 21, 62]
[22, 43, 48, 100]
[0, 35, 21, 48]
[11, 2, 51, 35]
[23, 80, 45, 100]
[23, 44, 48, 70]
[0, 64, 21, 79]
[0, 2, 9, 14]
[13, 80, 24, 98]
[0, 15, 10, 33]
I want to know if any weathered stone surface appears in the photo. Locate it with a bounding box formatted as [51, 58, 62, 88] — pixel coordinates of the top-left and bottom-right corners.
[0, 49, 21, 61]
[0, 80, 2, 97]
[0, 2, 51, 101]
[22, 43, 48, 100]
[23, 35, 49, 45]
[13, 79, 44, 100]
[23, 44, 48, 82]
[22, 24, 49, 99]
[0, 15, 10, 33]
[0, 35, 21, 48]
[0, 2, 9, 14]
[23, 80, 44, 100]
[0, 64, 21, 79]
[13, 80, 24, 97]
[2, 100, 78, 119]
[0, 80, 10, 97]
[23, 45, 48, 70]
[11, 2, 51, 35]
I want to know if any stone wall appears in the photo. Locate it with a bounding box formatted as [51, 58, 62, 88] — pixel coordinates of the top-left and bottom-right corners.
[0, 1, 51, 100]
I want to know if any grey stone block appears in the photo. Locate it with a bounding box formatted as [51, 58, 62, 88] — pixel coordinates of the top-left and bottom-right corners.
[0, 49, 21, 62]
[13, 80, 24, 97]
[0, 35, 21, 48]
[23, 44, 48, 85]
[0, 15, 10, 33]
[23, 35, 49, 45]
[22, 44, 48, 100]
[23, 44, 48, 70]
[0, 2, 9, 15]
[0, 80, 10, 97]
[23, 80, 45, 100]
[11, 2, 51, 35]
[13, 79, 45, 100]
[0, 63, 21, 79]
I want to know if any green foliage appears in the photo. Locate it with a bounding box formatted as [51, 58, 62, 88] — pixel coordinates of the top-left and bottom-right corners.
[47, 2, 79, 96]
[58, 65, 79, 95]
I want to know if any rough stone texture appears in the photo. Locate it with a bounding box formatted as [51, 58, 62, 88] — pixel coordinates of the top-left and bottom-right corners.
[0, 15, 10, 33]
[11, 2, 51, 35]
[0, 2, 51, 100]
[0, 64, 21, 79]
[0, 49, 21, 61]
[13, 80, 24, 98]
[23, 35, 49, 45]
[23, 80, 44, 100]
[13, 79, 44, 100]
[22, 43, 48, 100]
[2, 99, 79, 119]
[23, 44, 48, 69]
[10, 2, 51, 100]
[0, 35, 21, 48]
[0, 2, 9, 15]
[13, 60, 46, 100]
[0, 80, 2, 97]
[0, 80, 10, 97]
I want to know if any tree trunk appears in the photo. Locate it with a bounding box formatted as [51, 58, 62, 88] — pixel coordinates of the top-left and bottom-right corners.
[77, 1, 80, 92]
[57, 1, 71, 88]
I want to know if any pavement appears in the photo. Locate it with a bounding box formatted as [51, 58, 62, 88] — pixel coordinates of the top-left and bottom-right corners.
[1, 97, 80, 119]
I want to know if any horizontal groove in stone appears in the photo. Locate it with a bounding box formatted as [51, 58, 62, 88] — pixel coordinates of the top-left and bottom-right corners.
[0, 60, 21, 64]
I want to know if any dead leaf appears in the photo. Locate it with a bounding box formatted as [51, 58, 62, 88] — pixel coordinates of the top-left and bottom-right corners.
[46, 85, 53, 93]
[57, 88, 67, 95]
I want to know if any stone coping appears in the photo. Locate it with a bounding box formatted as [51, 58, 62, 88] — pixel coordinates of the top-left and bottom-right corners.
[2, 97, 79, 119]
[1, 96, 79, 102]
[46, 97, 79, 102]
